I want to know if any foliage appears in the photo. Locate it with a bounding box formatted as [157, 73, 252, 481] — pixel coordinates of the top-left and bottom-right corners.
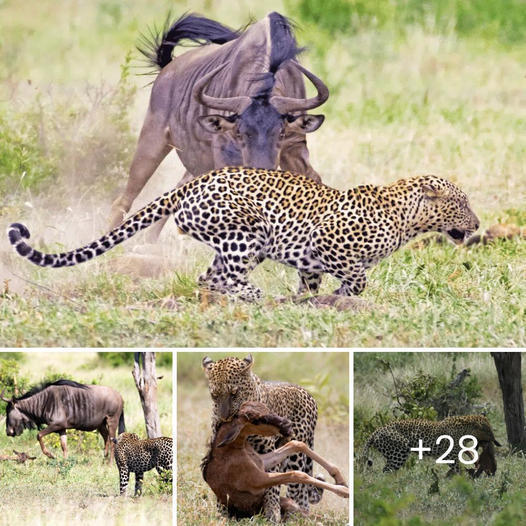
[0, 107, 57, 196]
[98, 352, 133, 367]
[0, 358, 30, 409]
[290, 0, 526, 44]
[97, 351, 172, 367]
[156, 469, 173, 495]
[299, 370, 349, 421]
[47, 430, 102, 456]
[354, 356, 484, 446]
[0, 53, 136, 204]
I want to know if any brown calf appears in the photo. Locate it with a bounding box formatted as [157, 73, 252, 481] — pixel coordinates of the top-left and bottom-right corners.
[201, 401, 348, 520]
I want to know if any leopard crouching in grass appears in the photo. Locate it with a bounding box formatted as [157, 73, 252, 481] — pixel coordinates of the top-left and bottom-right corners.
[362, 415, 501, 474]
[8, 166, 479, 301]
[112, 432, 172, 496]
[202, 354, 322, 522]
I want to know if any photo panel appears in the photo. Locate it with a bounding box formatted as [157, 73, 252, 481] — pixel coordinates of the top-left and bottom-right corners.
[177, 350, 350, 525]
[354, 351, 524, 525]
[0, 351, 172, 525]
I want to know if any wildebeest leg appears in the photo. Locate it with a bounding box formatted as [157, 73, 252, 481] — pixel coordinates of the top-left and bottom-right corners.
[105, 414, 120, 464]
[144, 170, 196, 242]
[279, 138, 322, 183]
[260, 439, 347, 486]
[37, 424, 65, 459]
[134, 471, 144, 496]
[59, 430, 68, 459]
[98, 421, 110, 461]
[109, 114, 172, 230]
[297, 271, 322, 295]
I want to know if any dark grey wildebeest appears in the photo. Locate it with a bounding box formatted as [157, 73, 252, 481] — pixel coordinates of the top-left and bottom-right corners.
[109, 12, 329, 238]
[1, 379, 125, 462]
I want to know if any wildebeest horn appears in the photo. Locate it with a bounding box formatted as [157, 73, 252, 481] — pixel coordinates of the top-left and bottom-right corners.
[193, 63, 251, 114]
[270, 61, 329, 114]
[0, 386, 12, 403]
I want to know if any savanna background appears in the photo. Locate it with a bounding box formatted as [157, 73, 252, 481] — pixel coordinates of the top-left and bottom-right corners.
[0, 0, 525, 347]
[177, 351, 349, 525]
[0, 351, 172, 526]
[354, 352, 526, 525]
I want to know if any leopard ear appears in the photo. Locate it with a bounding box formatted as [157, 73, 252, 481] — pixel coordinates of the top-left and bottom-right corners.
[202, 356, 214, 372]
[422, 183, 449, 199]
[242, 354, 253, 371]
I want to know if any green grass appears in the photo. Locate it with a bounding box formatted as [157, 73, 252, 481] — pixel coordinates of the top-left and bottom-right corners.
[354, 352, 526, 525]
[0, 352, 172, 526]
[0, 0, 525, 347]
[1, 235, 524, 346]
[177, 352, 349, 525]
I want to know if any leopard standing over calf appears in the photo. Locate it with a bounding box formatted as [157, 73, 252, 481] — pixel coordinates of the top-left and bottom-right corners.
[202, 354, 323, 522]
[112, 432, 172, 496]
[8, 167, 478, 301]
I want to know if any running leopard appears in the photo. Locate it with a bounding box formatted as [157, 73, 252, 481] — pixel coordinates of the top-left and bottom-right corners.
[8, 167, 479, 300]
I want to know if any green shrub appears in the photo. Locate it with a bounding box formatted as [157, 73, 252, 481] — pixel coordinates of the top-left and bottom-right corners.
[156, 469, 173, 495]
[47, 430, 102, 456]
[0, 358, 30, 409]
[0, 52, 136, 204]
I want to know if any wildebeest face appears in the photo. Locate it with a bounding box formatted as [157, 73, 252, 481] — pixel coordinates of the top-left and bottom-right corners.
[199, 98, 324, 169]
[5, 403, 31, 436]
[194, 61, 328, 169]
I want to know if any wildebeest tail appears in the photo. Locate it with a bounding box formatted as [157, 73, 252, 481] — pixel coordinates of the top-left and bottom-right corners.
[7, 188, 181, 268]
[137, 12, 242, 70]
[119, 410, 125, 434]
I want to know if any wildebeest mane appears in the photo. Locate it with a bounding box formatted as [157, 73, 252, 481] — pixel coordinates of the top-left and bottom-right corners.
[137, 12, 243, 71]
[15, 379, 88, 402]
[250, 12, 304, 98]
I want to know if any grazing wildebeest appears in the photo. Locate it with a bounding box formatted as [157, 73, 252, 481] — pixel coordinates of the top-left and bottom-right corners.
[1, 379, 125, 462]
[108, 11, 329, 238]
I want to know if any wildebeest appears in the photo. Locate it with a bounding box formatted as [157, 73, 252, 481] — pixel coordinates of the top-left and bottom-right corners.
[108, 11, 329, 237]
[1, 379, 125, 462]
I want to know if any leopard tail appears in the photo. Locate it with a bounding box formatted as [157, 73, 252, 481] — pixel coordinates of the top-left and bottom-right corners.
[7, 188, 181, 268]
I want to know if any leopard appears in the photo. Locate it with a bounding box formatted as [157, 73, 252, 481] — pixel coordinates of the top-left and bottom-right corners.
[362, 415, 501, 474]
[112, 432, 172, 496]
[202, 354, 321, 522]
[7, 166, 479, 301]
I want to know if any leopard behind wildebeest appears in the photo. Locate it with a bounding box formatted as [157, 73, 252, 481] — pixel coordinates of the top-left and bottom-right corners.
[202, 354, 321, 522]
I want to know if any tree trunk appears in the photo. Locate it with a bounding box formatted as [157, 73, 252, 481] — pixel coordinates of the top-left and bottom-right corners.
[491, 352, 526, 452]
[132, 352, 161, 438]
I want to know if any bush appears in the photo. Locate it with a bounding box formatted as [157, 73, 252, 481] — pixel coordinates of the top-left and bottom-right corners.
[0, 52, 136, 205]
[355, 356, 483, 446]
[0, 358, 30, 409]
